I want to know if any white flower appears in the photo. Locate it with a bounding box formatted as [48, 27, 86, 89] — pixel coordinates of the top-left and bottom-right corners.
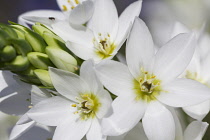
[95, 17, 210, 140]
[18, 0, 94, 27]
[170, 22, 210, 121]
[50, 0, 142, 62]
[27, 60, 112, 140]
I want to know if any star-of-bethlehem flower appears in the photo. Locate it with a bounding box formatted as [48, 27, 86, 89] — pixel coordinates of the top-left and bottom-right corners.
[170, 22, 210, 121]
[49, 0, 142, 62]
[18, 0, 94, 27]
[95, 17, 210, 140]
[27, 60, 112, 140]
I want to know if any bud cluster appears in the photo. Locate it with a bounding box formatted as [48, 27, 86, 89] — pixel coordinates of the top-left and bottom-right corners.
[0, 22, 79, 87]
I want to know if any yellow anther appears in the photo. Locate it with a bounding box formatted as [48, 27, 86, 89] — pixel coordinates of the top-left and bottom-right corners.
[139, 78, 143, 83]
[74, 111, 79, 114]
[68, 0, 71, 3]
[71, 104, 77, 107]
[71, 6, 75, 9]
[151, 76, 156, 78]
[108, 34, 110, 37]
[75, 0, 80, 4]
[28, 106, 33, 109]
[98, 33, 102, 36]
[145, 72, 148, 74]
[62, 5, 68, 11]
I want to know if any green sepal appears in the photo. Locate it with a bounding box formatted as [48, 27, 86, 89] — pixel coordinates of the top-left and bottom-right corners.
[0, 23, 18, 38]
[46, 46, 78, 72]
[34, 69, 53, 87]
[18, 75, 42, 85]
[6, 55, 29, 71]
[0, 29, 10, 49]
[0, 45, 16, 61]
[43, 31, 69, 52]
[8, 38, 32, 56]
[12, 28, 25, 39]
[27, 52, 54, 69]
[25, 30, 47, 53]
[32, 23, 54, 36]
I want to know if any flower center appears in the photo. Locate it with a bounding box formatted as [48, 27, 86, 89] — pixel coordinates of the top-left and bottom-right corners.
[93, 33, 116, 59]
[133, 69, 162, 102]
[71, 93, 100, 120]
[62, 0, 84, 11]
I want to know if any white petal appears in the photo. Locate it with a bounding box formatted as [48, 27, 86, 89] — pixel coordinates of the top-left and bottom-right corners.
[80, 60, 103, 94]
[87, 0, 118, 36]
[157, 78, 210, 107]
[53, 117, 91, 140]
[86, 119, 106, 140]
[102, 96, 147, 136]
[126, 18, 155, 78]
[170, 22, 189, 39]
[52, 21, 94, 45]
[124, 122, 148, 140]
[183, 100, 210, 121]
[27, 96, 75, 126]
[10, 120, 36, 140]
[183, 121, 209, 140]
[17, 114, 32, 125]
[114, 0, 142, 49]
[69, 0, 94, 25]
[49, 68, 90, 101]
[66, 41, 99, 61]
[153, 33, 196, 84]
[142, 101, 175, 140]
[168, 108, 184, 140]
[31, 85, 52, 105]
[95, 60, 134, 97]
[96, 89, 112, 119]
[18, 10, 65, 27]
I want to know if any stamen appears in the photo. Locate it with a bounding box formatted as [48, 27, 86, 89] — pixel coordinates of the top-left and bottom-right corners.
[71, 104, 77, 107]
[62, 5, 68, 11]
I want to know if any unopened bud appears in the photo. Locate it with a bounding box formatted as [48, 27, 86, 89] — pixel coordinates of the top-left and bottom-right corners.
[25, 30, 47, 53]
[6, 55, 29, 71]
[32, 23, 54, 36]
[0, 23, 18, 38]
[46, 46, 78, 72]
[8, 38, 32, 56]
[0, 45, 16, 61]
[34, 69, 53, 87]
[27, 52, 54, 70]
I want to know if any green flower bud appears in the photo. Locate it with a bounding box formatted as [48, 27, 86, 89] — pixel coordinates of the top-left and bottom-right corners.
[8, 38, 32, 56]
[0, 29, 10, 49]
[0, 45, 16, 61]
[12, 28, 25, 39]
[42, 31, 70, 52]
[6, 55, 29, 71]
[25, 30, 47, 53]
[16, 65, 42, 85]
[34, 69, 53, 87]
[32, 23, 54, 36]
[27, 52, 54, 69]
[46, 46, 78, 73]
[0, 23, 18, 38]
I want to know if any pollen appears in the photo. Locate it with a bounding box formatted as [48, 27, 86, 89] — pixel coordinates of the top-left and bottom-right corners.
[71, 104, 77, 107]
[62, 5, 68, 11]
